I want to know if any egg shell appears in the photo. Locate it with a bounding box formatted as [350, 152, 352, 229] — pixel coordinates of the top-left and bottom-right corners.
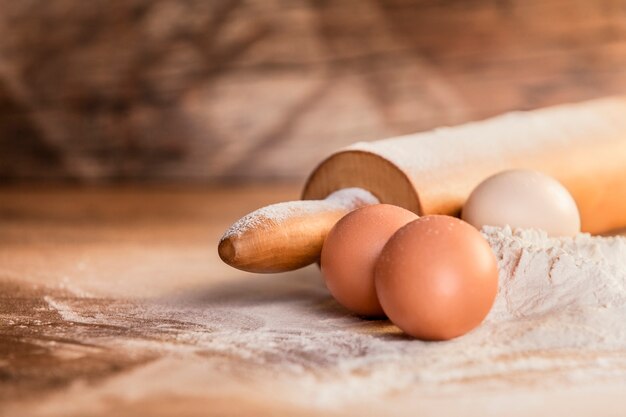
[375, 215, 499, 340]
[462, 169, 580, 237]
[321, 204, 418, 317]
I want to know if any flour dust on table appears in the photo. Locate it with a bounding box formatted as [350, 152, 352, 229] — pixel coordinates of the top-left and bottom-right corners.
[4, 226, 626, 416]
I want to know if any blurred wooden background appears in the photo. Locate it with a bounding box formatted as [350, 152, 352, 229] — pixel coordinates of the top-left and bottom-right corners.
[1, 0, 626, 183]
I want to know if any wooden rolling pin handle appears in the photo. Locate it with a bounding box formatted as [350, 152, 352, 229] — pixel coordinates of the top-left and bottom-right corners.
[218, 188, 379, 273]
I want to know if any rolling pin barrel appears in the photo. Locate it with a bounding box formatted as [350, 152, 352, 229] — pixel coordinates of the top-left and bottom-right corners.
[220, 96, 626, 273]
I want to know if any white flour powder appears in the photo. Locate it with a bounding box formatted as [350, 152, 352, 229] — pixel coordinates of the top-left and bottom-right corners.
[484, 226, 626, 323]
[36, 226, 626, 410]
[221, 188, 379, 240]
[206, 226, 626, 396]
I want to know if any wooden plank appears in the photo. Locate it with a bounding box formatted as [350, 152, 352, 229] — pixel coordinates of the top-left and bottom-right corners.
[3, 0, 626, 181]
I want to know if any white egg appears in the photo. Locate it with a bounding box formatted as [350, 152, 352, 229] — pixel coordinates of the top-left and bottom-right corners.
[462, 169, 581, 237]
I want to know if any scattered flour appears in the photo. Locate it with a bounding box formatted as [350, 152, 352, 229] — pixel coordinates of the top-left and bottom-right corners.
[347, 97, 626, 175]
[220, 188, 378, 240]
[43, 296, 86, 323]
[206, 226, 626, 398]
[38, 226, 626, 409]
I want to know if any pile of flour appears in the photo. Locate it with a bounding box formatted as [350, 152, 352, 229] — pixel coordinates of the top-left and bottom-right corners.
[484, 226, 626, 323]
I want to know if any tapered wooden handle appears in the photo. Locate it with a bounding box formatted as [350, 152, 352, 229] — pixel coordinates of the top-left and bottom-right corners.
[218, 188, 378, 273]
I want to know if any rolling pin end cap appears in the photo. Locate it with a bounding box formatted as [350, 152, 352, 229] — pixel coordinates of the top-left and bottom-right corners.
[218, 237, 236, 265]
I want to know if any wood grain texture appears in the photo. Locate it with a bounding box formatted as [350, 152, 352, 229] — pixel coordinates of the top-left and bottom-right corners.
[1, 186, 626, 417]
[2, 0, 626, 182]
[218, 188, 378, 273]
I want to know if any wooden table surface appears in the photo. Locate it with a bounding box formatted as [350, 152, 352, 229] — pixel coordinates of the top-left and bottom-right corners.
[1, 185, 625, 417]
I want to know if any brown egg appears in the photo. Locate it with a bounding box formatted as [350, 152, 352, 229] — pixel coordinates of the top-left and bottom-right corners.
[321, 204, 418, 317]
[375, 215, 498, 340]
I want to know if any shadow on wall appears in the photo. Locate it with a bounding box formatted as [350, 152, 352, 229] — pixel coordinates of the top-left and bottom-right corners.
[1, 0, 625, 183]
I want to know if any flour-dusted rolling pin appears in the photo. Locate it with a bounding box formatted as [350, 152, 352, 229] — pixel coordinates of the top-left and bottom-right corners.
[219, 96, 626, 273]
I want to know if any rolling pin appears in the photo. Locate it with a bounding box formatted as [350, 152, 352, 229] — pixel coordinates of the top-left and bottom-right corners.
[219, 96, 626, 273]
